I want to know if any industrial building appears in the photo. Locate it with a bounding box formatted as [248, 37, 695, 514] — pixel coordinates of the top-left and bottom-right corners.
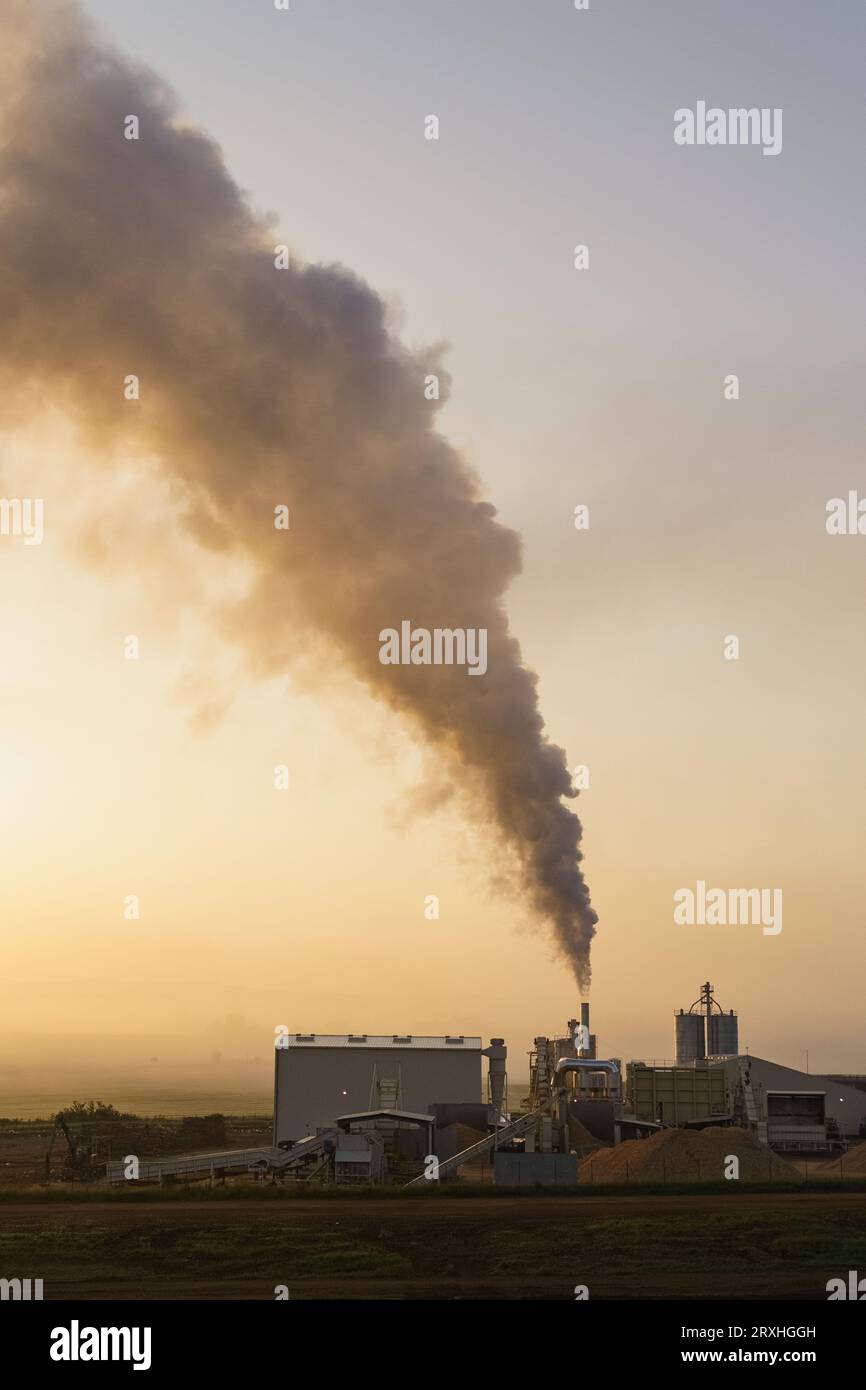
[623, 981, 866, 1150]
[272, 1033, 484, 1145]
[108, 1007, 618, 1186]
[105, 979, 866, 1186]
[722, 1055, 866, 1149]
[627, 1060, 729, 1127]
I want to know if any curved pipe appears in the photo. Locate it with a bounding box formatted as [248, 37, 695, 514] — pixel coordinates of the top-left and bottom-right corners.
[554, 1057, 619, 1080]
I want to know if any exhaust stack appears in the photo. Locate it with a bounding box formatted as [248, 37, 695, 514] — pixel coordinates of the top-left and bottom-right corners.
[570, 1003, 593, 1057]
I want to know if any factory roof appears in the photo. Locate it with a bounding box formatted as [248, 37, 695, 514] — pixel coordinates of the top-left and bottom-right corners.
[283, 1034, 482, 1050]
[336, 1109, 435, 1128]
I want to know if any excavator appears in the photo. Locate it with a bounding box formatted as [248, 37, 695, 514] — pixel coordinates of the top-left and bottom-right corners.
[44, 1111, 101, 1182]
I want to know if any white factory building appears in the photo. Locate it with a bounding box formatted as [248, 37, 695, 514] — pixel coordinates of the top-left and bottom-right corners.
[273, 1033, 483, 1145]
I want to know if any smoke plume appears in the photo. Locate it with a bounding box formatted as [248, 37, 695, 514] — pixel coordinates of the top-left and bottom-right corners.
[0, 0, 597, 984]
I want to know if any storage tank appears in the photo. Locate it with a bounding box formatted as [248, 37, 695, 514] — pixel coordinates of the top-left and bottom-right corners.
[707, 1010, 738, 1057]
[675, 1010, 705, 1063]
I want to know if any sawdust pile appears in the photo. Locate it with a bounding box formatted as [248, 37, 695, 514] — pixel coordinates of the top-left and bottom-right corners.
[580, 1126, 802, 1183]
[436, 1123, 487, 1165]
[568, 1116, 603, 1153]
[816, 1140, 866, 1175]
[448, 1124, 487, 1155]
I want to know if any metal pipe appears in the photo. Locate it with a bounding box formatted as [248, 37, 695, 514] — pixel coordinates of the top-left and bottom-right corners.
[552, 1058, 619, 1155]
[554, 1057, 618, 1081]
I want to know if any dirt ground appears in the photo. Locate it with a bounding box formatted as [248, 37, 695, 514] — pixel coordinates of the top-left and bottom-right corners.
[2, 1193, 864, 1299]
[0, 1124, 51, 1184]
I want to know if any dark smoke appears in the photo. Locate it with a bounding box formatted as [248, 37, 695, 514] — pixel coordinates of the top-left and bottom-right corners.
[0, 0, 597, 984]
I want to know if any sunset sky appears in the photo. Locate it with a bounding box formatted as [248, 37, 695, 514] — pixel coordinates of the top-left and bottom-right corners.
[1, 0, 864, 1107]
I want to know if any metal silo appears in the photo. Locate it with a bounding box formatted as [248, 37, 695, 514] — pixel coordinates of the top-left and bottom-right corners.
[675, 1009, 705, 1063]
[708, 1010, 739, 1057]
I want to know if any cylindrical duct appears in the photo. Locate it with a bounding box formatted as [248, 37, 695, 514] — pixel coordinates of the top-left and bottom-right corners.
[482, 1038, 507, 1111]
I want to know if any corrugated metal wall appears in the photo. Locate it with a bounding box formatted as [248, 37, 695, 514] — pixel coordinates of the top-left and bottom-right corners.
[675, 1012, 705, 1064]
[708, 1013, 739, 1056]
[274, 1044, 482, 1142]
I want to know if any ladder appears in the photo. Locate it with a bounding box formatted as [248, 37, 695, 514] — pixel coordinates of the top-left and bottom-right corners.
[739, 1060, 768, 1143]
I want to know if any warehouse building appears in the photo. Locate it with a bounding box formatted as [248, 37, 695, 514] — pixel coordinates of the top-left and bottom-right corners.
[273, 1033, 482, 1144]
[627, 1052, 866, 1147]
[722, 1055, 866, 1146]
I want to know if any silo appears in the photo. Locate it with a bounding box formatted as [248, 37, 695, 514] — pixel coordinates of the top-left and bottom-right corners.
[707, 1010, 738, 1056]
[675, 1009, 705, 1063]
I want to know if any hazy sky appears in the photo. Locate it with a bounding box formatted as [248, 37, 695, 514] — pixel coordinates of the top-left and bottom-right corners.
[1, 1, 864, 1090]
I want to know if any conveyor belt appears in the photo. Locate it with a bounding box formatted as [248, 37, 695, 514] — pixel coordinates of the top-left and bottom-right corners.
[403, 1107, 547, 1186]
[106, 1130, 337, 1184]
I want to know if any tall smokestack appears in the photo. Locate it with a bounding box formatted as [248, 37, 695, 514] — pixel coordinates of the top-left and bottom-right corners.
[0, 0, 598, 984]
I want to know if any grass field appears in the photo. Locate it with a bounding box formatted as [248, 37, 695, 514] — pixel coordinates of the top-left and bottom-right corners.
[2, 1192, 864, 1299]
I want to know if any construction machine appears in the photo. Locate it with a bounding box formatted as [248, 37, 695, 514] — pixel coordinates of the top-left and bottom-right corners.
[44, 1111, 101, 1182]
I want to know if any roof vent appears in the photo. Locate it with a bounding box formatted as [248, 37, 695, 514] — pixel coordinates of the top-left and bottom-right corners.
[296, 1034, 315, 1042]
[445, 1035, 465, 1044]
[393, 1035, 412, 1044]
[347, 1034, 368, 1043]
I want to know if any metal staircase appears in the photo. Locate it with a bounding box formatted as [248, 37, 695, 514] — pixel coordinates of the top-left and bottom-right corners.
[739, 1060, 768, 1143]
